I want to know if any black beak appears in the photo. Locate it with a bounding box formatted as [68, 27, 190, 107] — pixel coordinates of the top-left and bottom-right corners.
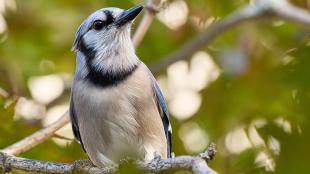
[115, 4, 144, 27]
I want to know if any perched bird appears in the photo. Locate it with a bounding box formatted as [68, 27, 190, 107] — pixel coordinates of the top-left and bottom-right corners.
[70, 5, 172, 167]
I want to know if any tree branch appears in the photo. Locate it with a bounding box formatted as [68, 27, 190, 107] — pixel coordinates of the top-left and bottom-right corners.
[1, 111, 69, 155]
[150, 0, 310, 74]
[0, 144, 217, 174]
[270, 0, 310, 25]
[132, 0, 161, 47]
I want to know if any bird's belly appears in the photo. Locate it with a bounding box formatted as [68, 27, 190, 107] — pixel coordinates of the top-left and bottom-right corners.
[100, 98, 144, 160]
[74, 83, 145, 165]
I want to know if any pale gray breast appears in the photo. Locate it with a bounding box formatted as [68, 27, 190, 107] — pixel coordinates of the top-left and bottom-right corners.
[72, 64, 166, 166]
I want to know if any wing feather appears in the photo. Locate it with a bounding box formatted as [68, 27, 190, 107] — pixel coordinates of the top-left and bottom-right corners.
[70, 96, 86, 152]
[151, 77, 172, 158]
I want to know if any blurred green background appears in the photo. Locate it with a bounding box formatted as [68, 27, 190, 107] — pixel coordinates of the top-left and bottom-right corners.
[1, 0, 310, 173]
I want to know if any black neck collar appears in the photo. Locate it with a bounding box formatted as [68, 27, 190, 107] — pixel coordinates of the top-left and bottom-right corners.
[86, 63, 139, 88]
[78, 38, 140, 88]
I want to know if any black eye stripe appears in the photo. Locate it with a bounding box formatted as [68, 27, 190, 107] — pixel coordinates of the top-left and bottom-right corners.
[89, 11, 115, 31]
[104, 11, 114, 25]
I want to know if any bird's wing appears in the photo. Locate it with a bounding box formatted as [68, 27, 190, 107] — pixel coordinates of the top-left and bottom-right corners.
[150, 77, 172, 158]
[70, 96, 86, 152]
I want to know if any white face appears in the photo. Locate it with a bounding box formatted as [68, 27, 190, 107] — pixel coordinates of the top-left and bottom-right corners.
[73, 6, 143, 74]
[82, 8, 131, 52]
[73, 5, 144, 54]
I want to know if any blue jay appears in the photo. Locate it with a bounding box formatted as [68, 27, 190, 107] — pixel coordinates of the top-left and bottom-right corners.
[70, 5, 172, 167]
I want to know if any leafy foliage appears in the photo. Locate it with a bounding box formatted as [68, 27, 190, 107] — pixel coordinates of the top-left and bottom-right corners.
[0, 0, 310, 173]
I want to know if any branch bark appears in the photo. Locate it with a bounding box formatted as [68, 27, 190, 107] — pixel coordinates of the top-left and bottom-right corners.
[1, 111, 69, 155]
[0, 144, 217, 174]
[150, 0, 310, 74]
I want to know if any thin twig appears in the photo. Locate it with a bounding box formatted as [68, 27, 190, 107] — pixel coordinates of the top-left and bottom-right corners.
[132, 0, 161, 47]
[270, 0, 310, 25]
[53, 134, 73, 141]
[1, 111, 69, 155]
[133, 12, 155, 48]
[0, 87, 9, 98]
[0, 144, 217, 174]
[151, 0, 310, 74]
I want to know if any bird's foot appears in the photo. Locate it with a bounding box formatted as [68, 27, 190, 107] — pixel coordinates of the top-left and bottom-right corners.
[152, 151, 162, 162]
[72, 159, 94, 173]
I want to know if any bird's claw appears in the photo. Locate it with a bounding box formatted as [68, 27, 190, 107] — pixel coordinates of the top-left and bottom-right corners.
[72, 159, 94, 172]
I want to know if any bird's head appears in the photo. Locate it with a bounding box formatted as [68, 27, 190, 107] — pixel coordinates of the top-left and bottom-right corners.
[73, 5, 143, 52]
[72, 5, 143, 76]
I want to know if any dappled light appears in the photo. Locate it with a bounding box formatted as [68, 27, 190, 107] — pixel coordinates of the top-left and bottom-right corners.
[178, 121, 209, 153]
[225, 126, 252, 154]
[28, 74, 65, 104]
[255, 151, 275, 172]
[0, 0, 16, 34]
[248, 119, 266, 147]
[170, 89, 202, 120]
[274, 117, 292, 134]
[159, 51, 219, 120]
[157, 0, 188, 30]
[43, 104, 73, 146]
[190, 16, 217, 30]
[14, 97, 45, 120]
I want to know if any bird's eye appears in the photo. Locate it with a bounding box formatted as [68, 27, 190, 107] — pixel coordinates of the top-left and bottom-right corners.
[93, 20, 105, 30]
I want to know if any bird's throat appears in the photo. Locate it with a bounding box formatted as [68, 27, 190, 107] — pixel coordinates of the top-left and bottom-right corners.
[78, 37, 140, 88]
[85, 61, 139, 88]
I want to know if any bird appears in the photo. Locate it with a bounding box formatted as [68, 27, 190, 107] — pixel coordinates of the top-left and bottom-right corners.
[69, 4, 172, 167]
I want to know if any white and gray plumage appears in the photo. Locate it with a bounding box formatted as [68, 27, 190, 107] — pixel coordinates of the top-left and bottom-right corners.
[70, 5, 172, 167]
